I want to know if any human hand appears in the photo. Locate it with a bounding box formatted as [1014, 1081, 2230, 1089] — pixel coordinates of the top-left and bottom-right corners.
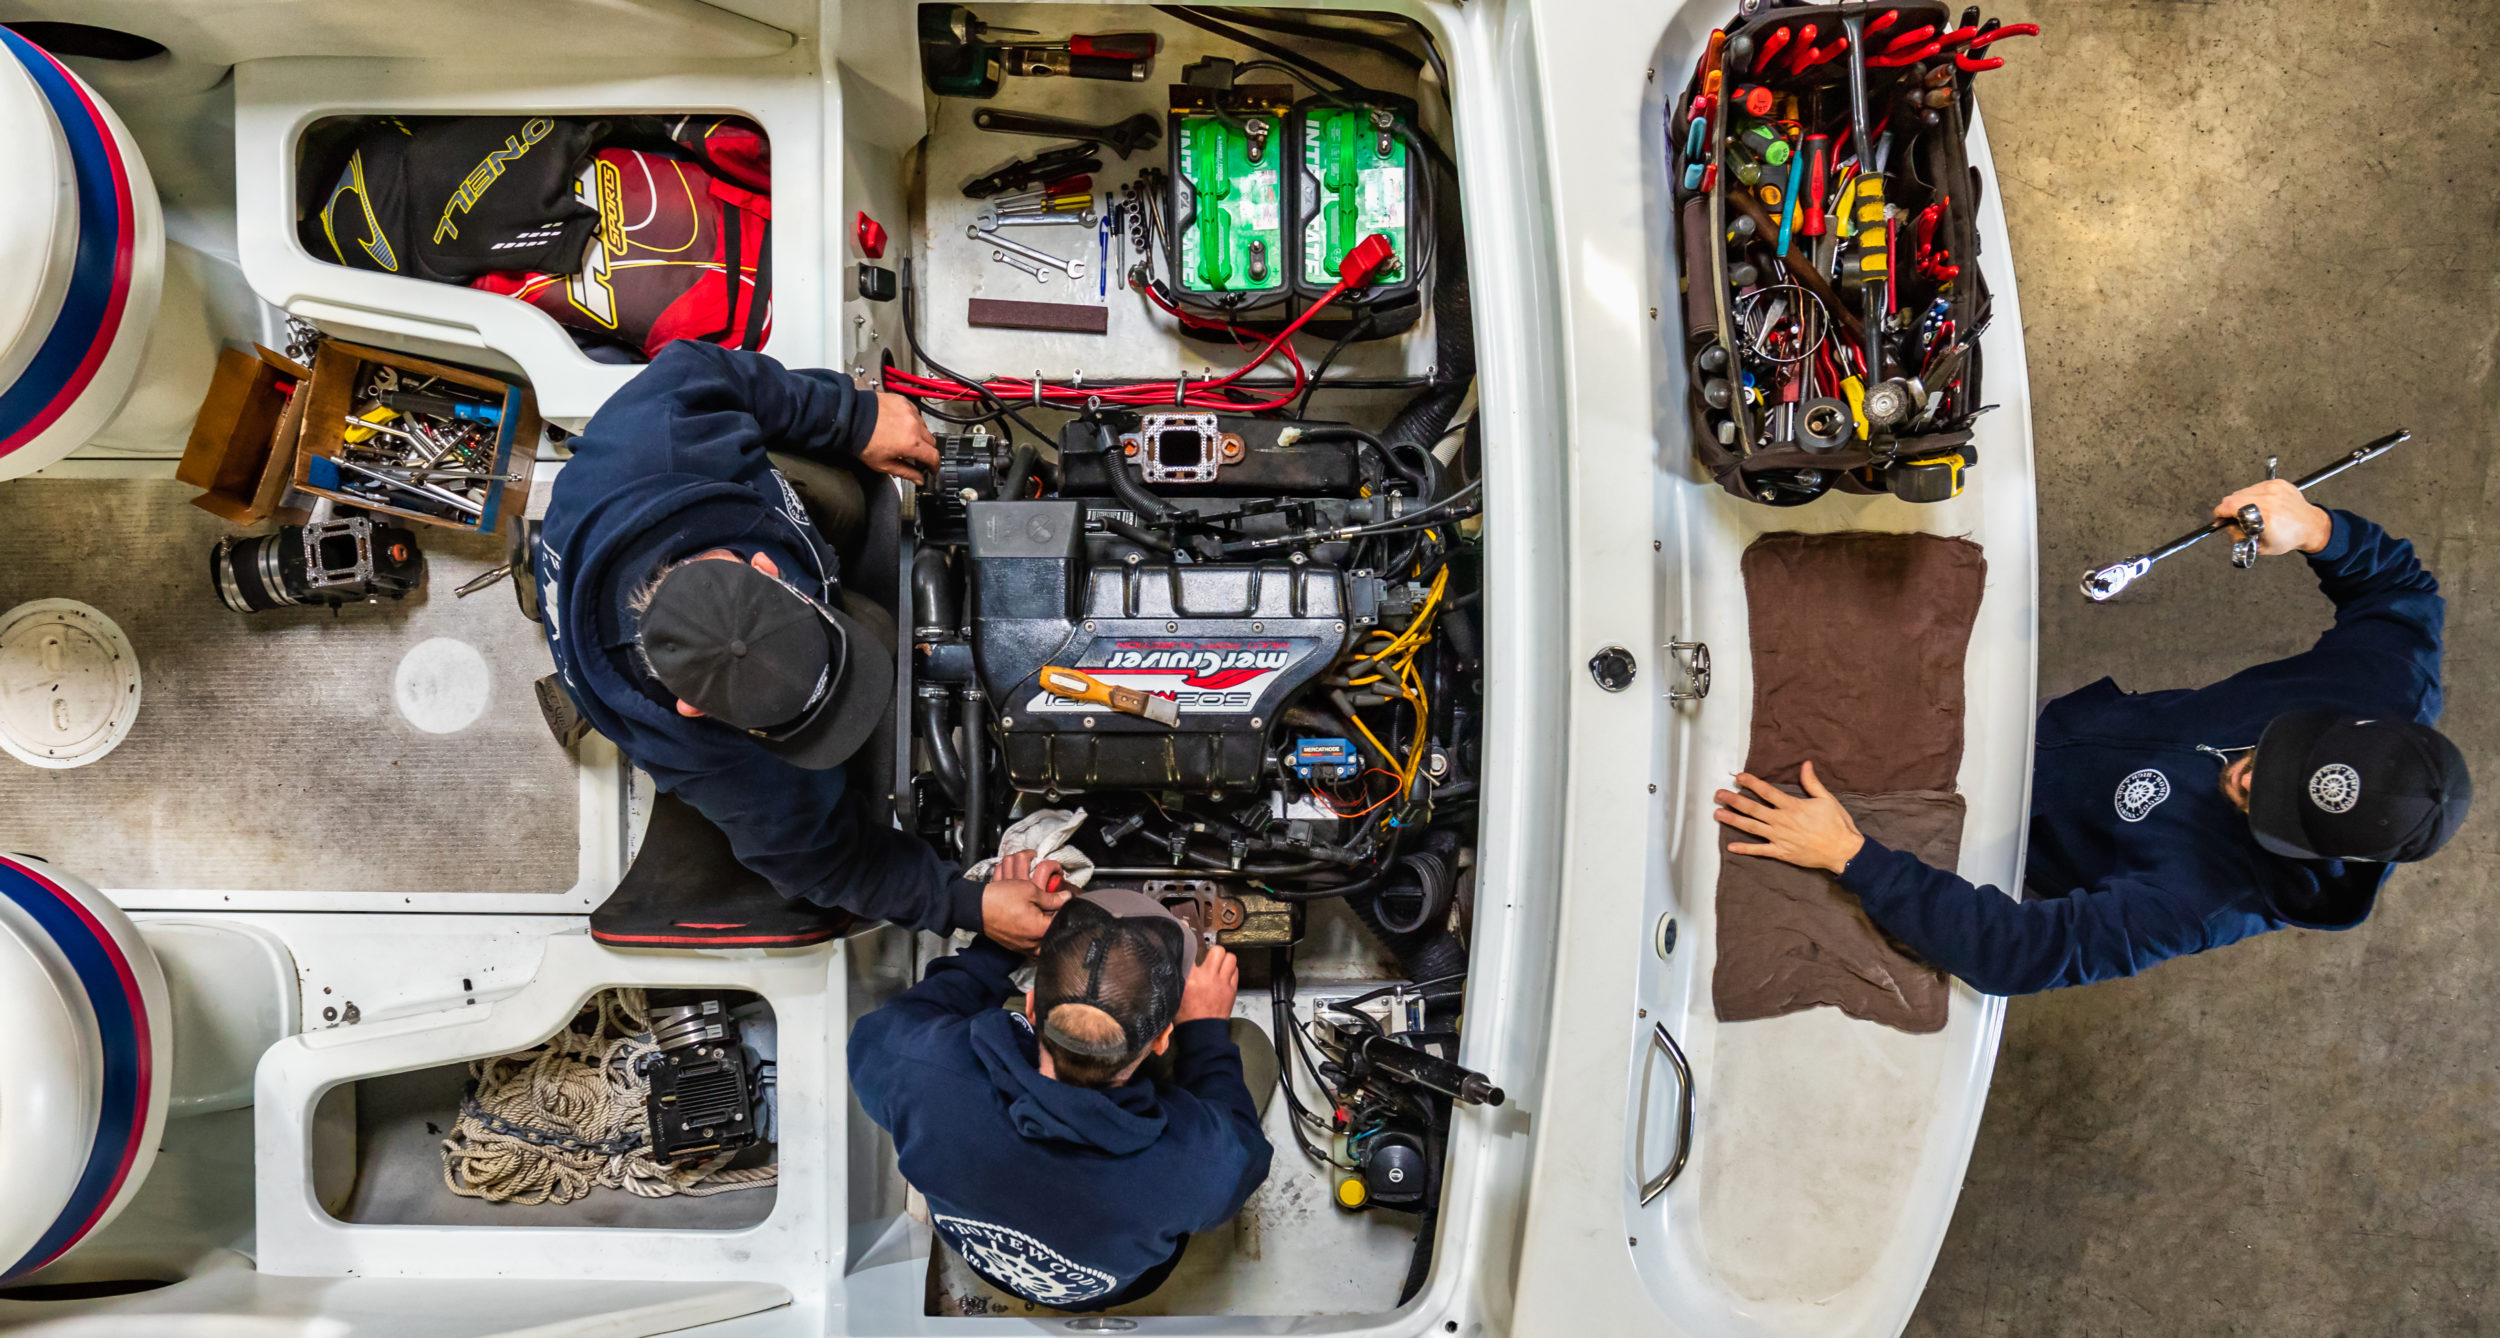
[981, 850, 1072, 954]
[1713, 761, 1866, 875]
[1174, 943, 1238, 1024]
[858, 392, 938, 483]
[2213, 478, 2332, 556]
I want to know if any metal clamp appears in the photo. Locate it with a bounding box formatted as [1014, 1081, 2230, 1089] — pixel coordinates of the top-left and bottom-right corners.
[1636, 1021, 1694, 1206]
[1666, 640, 1711, 703]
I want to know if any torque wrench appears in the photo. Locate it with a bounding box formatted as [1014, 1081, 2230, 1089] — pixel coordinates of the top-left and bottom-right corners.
[2079, 429, 2410, 602]
[971, 224, 1086, 279]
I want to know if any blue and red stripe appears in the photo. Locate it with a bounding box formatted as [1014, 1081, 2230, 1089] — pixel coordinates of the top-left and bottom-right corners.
[0, 26, 137, 462]
[0, 857, 154, 1283]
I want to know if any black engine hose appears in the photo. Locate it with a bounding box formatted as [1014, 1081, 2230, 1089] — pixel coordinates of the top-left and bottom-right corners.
[1297, 425, 1427, 497]
[1092, 427, 1180, 525]
[1346, 832, 1469, 983]
[1396, 1113, 1449, 1305]
[915, 691, 966, 807]
[910, 547, 958, 639]
[1380, 187, 1474, 456]
[960, 690, 990, 860]
[1000, 442, 1039, 502]
[1373, 831, 1455, 935]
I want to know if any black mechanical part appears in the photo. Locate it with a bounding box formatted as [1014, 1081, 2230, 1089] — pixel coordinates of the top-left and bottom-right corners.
[966, 498, 1351, 793]
[1587, 645, 1636, 692]
[1357, 1128, 1429, 1208]
[1059, 414, 1372, 497]
[1353, 1031, 1502, 1107]
[211, 514, 424, 614]
[638, 1000, 760, 1166]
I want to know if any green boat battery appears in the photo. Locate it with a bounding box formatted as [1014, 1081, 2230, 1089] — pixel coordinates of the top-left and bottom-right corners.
[1291, 98, 1420, 302]
[1169, 85, 1292, 298]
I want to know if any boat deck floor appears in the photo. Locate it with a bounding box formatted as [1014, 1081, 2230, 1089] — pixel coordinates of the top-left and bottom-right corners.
[0, 475, 577, 895]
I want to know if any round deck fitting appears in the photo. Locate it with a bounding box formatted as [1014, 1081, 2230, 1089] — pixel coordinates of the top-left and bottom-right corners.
[0, 598, 142, 769]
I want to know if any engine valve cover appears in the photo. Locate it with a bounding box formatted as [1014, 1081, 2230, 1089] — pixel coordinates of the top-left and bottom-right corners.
[968, 501, 1348, 793]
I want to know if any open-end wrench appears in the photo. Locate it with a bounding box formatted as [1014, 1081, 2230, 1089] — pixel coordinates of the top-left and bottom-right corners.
[991, 249, 1051, 283]
[970, 109, 1163, 159]
[2080, 429, 2411, 601]
[971, 224, 1086, 279]
[979, 206, 1098, 230]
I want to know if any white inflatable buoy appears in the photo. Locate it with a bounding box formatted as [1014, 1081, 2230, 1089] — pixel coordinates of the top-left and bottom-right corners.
[0, 598, 142, 768]
[0, 26, 164, 480]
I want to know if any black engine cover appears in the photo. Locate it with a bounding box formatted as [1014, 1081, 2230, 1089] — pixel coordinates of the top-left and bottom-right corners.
[966, 500, 1348, 793]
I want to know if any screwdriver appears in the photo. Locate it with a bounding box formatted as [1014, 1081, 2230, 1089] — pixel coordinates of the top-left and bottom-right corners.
[1038, 665, 1181, 726]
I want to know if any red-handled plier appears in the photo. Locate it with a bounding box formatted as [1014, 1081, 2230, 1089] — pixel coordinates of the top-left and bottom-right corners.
[1793, 32, 1851, 74]
[1956, 21, 2039, 72]
[1868, 38, 1939, 68]
[1913, 204, 1959, 282]
[1751, 23, 1791, 72]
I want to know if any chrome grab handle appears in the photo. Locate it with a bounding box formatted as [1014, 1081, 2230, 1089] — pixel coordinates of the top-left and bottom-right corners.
[1636, 1020, 1694, 1206]
[1666, 640, 1711, 703]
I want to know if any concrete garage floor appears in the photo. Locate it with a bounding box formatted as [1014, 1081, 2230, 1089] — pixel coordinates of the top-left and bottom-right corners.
[1908, 3, 2500, 1334]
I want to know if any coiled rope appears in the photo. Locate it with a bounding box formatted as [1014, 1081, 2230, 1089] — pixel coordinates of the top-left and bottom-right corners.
[441, 987, 778, 1206]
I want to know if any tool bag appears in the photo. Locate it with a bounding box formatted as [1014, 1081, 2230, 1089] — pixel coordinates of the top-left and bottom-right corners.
[1671, 3, 2030, 506]
[470, 146, 773, 360]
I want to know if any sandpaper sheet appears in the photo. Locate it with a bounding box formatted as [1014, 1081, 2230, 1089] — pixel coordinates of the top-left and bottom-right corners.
[1714, 790, 1965, 1033]
[1740, 531, 1986, 793]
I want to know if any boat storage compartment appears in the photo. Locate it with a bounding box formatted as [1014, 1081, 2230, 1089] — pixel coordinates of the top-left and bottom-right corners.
[233, 57, 831, 422]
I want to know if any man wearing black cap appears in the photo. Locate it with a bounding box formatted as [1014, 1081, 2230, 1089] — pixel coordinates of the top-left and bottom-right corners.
[539, 341, 1063, 946]
[848, 884, 1273, 1312]
[1712, 480, 2471, 995]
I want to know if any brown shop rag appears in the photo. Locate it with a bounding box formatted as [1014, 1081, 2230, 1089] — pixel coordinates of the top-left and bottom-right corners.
[1740, 531, 1987, 794]
[1714, 790, 1966, 1034]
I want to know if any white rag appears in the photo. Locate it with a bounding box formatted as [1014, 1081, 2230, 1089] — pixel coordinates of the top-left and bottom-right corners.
[962, 807, 1098, 888]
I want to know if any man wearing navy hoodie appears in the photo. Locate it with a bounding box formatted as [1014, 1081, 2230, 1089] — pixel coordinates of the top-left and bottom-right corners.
[539, 341, 1063, 947]
[1713, 481, 2472, 995]
[850, 884, 1273, 1312]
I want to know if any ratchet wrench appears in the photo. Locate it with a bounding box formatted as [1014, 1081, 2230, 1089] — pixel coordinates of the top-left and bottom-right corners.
[970, 224, 1086, 279]
[2079, 429, 2411, 601]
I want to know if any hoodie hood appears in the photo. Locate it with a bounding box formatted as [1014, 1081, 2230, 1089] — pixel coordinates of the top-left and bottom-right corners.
[543, 466, 830, 765]
[2261, 856, 2385, 931]
[969, 1009, 1167, 1156]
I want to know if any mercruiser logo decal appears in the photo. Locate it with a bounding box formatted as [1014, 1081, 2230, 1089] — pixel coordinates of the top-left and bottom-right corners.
[1025, 640, 1308, 715]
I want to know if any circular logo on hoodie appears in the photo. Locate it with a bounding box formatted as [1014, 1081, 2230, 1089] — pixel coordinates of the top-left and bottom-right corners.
[2115, 768, 2171, 823]
[2308, 763, 2361, 814]
[933, 1212, 1116, 1305]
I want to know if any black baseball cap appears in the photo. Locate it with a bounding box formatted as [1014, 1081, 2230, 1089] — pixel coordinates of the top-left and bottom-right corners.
[636, 557, 895, 770]
[2247, 709, 2472, 863]
[1032, 889, 1197, 1066]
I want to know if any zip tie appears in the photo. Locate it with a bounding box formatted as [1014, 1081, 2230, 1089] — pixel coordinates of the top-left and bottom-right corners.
[1032, 374, 1043, 407]
[1175, 370, 1188, 406]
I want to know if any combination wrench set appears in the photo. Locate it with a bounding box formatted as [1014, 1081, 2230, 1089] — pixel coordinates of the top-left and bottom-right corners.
[962, 109, 1161, 288]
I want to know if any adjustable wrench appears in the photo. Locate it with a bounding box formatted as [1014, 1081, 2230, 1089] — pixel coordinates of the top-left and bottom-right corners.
[970, 224, 1086, 279]
[971, 109, 1163, 159]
